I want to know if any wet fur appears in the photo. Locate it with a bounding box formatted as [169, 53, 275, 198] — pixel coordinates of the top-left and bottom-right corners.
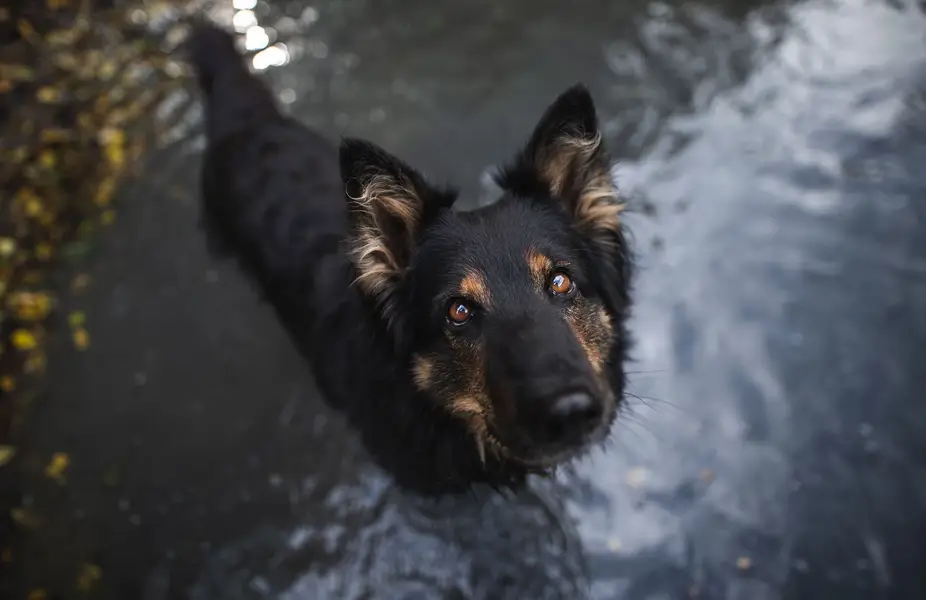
[187, 22, 633, 496]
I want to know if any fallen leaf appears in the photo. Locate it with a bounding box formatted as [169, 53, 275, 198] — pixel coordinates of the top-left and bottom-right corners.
[0, 446, 15, 467]
[24, 352, 47, 374]
[73, 327, 90, 350]
[99, 127, 126, 169]
[95, 175, 116, 207]
[736, 556, 752, 570]
[44, 452, 70, 480]
[0, 376, 15, 393]
[10, 292, 52, 321]
[68, 311, 86, 328]
[36, 86, 62, 103]
[11, 329, 38, 351]
[11, 507, 41, 528]
[75, 563, 103, 592]
[35, 243, 54, 261]
[39, 150, 56, 169]
[0, 238, 16, 257]
[71, 273, 91, 292]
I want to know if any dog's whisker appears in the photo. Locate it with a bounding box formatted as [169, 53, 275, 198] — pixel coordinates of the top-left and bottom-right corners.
[625, 368, 667, 375]
[474, 433, 487, 466]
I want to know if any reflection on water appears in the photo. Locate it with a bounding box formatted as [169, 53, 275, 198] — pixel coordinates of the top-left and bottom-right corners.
[14, 0, 926, 598]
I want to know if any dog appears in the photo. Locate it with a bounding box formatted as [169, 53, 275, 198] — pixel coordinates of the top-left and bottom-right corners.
[186, 22, 633, 496]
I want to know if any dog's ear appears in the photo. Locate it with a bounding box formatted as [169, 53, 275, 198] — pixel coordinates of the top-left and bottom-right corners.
[497, 84, 624, 242]
[339, 138, 456, 318]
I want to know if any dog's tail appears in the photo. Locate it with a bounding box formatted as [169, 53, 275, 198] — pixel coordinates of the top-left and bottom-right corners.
[185, 19, 279, 136]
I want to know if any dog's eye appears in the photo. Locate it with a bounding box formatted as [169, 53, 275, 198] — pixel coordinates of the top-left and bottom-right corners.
[447, 299, 472, 325]
[548, 271, 575, 296]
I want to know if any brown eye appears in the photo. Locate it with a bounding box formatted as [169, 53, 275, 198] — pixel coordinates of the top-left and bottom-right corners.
[447, 300, 472, 325]
[548, 272, 574, 295]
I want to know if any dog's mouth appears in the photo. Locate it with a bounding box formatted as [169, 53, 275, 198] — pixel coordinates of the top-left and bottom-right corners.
[488, 391, 616, 470]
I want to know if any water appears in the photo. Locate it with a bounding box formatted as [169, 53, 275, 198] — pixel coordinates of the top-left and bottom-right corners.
[12, 0, 926, 598]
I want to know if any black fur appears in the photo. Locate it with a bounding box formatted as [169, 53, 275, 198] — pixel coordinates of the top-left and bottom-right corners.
[186, 22, 633, 496]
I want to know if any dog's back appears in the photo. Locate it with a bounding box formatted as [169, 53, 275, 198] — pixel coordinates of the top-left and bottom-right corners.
[187, 22, 348, 322]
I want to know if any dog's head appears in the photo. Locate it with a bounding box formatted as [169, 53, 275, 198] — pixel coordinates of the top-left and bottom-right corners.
[340, 84, 631, 470]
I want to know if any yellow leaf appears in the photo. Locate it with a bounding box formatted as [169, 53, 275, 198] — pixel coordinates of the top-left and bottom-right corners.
[10, 292, 52, 321]
[17, 20, 36, 39]
[25, 352, 47, 374]
[10, 146, 28, 164]
[100, 210, 116, 226]
[0, 445, 15, 467]
[16, 188, 42, 217]
[1, 64, 34, 82]
[40, 128, 71, 143]
[11, 507, 40, 528]
[44, 452, 70, 480]
[36, 86, 61, 103]
[78, 112, 94, 130]
[0, 377, 14, 393]
[68, 311, 86, 328]
[35, 243, 53, 262]
[99, 128, 126, 169]
[39, 150, 56, 168]
[0, 238, 16, 257]
[95, 176, 116, 207]
[73, 328, 90, 350]
[98, 60, 117, 81]
[27, 590, 47, 600]
[10, 329, 37, 351]
[71, 273, 91, 293]
[75, 563, 103, 592]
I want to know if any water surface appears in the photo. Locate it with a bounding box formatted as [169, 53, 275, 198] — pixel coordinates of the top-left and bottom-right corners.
[14, 0, 926, 598]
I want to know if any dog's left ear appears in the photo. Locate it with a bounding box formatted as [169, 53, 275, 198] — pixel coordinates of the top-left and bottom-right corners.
[498, 84, 624, 241]
[339, 138, 456, 318]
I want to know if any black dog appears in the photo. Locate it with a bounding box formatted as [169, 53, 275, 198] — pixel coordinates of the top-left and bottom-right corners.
[187, 22, 633, 496]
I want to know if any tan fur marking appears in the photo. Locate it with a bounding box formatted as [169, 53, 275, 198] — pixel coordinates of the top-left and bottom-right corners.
[450, 395, 484, 416]
[411, 354, 435, 392]
[459, 270, 492, 307]
[539, 133, 603, 197]
[535, 132, 625, 237]
[565, 298, 614, 375]
[347, 174, 422, 301]
[446, 397, 503, 465]
[525, 248, 554, 288]
[575, 175, 625, 235]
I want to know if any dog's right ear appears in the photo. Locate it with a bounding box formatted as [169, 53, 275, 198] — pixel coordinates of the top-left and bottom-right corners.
[496, 84, 624, 244]
[339, 138, 456, 319]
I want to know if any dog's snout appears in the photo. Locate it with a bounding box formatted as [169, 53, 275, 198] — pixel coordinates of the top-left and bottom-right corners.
[551, 392, 597, 420]
[539, 391, 602, 443]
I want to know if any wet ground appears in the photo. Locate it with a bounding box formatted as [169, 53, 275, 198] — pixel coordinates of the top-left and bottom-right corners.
[7, 0, 926, 598]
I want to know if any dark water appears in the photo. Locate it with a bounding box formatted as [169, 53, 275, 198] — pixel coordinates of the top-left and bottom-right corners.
[11, 0, 926, 598]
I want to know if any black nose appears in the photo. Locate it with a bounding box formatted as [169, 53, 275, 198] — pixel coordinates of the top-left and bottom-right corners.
[537, 392, 602, 445]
